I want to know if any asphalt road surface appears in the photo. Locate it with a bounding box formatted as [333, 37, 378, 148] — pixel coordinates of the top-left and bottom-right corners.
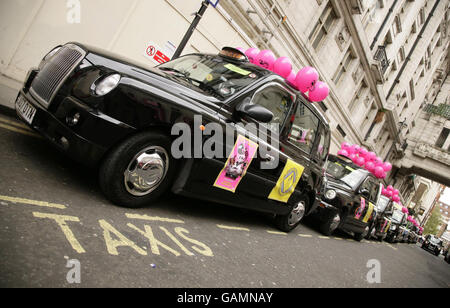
[0, 111, 449, 288]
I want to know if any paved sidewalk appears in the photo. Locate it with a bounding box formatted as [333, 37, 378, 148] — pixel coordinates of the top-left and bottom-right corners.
[0, 75, 21, 116]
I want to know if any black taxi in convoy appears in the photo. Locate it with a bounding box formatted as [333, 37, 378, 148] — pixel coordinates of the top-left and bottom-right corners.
[15, 43, 331, 232]
[312, 155, 380, 241]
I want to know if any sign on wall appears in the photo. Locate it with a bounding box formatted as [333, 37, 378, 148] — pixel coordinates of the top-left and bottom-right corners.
[143, 41, 177, 66]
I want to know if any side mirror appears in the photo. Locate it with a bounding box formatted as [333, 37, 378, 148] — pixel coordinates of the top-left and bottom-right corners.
[236, 97, 273, 123]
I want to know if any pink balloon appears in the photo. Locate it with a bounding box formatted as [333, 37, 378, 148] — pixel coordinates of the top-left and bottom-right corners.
[245, 48, 260, 64]
[296, 67, 319, 93]
[375, 157, 383, 164]
[341, 142, 351, 150]
[337, 149, 349, 158]
[309, 81, 330, 102]
[393, 195, 400, 202]
[393, 189, 399, 196]
[374, 166, 384, 178]
[382, 162, 392, 172]
[287, 71, 297, 86]
[274, 57, 292, 78]
[355, 156, 365, 167]
[349, 154, 357, 162]
[365, 161, 375, 172]
[359, 147, 368, 157]
[387, 185, 394, 191]
[353, 145, 361, 153]
[255, 50, 276, 70]
[367, 152, 377, 161]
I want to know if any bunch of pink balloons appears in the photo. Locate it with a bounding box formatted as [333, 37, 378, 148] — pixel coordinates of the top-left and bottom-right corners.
[242, 47, 329, 102]
[337, 143, 392, 180]
[402, 206, 409, 214]
[381, 184, 401, 202]
[296, 67, 329, 102]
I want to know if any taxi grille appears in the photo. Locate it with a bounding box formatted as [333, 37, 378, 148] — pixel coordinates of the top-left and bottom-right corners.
[30, 44, 86, 108]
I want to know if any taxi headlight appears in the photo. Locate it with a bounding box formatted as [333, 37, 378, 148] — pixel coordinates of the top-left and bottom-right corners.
[325, 189, 336, 200]
[93, 74, 121, 96]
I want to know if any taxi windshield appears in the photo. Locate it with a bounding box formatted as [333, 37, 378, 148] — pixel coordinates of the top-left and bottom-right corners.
[158, 54, 264, 99]
[391, 209, 404, 224]
[326, 159, 365, 190]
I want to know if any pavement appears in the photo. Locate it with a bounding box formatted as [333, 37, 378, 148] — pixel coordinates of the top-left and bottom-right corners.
[0, 107, 449, 288]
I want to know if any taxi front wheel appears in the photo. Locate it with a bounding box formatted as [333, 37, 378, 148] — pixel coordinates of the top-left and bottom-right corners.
[274, 196, 309, 233]
[99, 131, 176, 208]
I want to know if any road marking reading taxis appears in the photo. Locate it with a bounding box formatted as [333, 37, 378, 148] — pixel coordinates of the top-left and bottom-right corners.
[33, 212, 85, 254]
[0, 195, 67, 209]
[217, 225, 250, 232]
[125, 213, 184, 224]
[0, 122, 41, 138]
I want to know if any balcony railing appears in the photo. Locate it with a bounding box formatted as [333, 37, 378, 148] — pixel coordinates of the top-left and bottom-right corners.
[424, 104, 450, 120]
[374, 45, 390, 75]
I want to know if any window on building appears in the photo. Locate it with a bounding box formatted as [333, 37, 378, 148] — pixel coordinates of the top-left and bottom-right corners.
[336, 125, 346, 138]
[435, 128, 450, 148]
[309, 2, 338, 50]
[333, 46, 355, 84]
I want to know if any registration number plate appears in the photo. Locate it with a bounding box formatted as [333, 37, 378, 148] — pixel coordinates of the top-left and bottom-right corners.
[16, 95, 36, 125]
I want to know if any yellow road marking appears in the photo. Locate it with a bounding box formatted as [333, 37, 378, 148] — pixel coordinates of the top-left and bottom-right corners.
[267, 230, 288, 235]
[318, 236, 330, 239]
[125, 213, 184, 224]
[33, 212, 85, 254]
[0, 195, 66, 209]
[298, 234, 313, 238]
[333, 237, 343, 240]
[0, 116, 29, 129]
[0, 122, 40, 138]
[217, 225, 250, 232]
[386, 243, 398, 251]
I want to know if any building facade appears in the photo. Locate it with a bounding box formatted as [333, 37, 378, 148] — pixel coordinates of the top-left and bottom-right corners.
[0, 0, 449, 193]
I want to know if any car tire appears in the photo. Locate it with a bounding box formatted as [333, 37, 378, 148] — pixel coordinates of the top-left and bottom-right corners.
[365, 224, 376, 240]
[355, 226, 370, 242]
[99, 131, 176, 209]
[319, 211, 341, 236]
[274, 196, 309, 233]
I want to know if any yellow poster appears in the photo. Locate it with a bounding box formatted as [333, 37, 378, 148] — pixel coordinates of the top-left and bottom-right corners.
[362, 202, 375, 223]
[268, 160, 305, 203]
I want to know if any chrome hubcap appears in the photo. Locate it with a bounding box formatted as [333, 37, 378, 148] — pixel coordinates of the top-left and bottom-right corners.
[124, 146, 169, 197]
[288, 201, 306, 226]
[362, 226, 370, 237]
[330, 214, 341, 232]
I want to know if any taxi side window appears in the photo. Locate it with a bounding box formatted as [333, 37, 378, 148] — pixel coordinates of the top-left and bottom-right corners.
[316, 125, 330, 162]
[360, 177, 379, 203]
[252, 86, 293, 131]
[288, 101, 319, 153]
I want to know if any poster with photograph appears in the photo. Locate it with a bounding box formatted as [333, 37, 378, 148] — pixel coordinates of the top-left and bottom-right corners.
[214, 135, 258, 193]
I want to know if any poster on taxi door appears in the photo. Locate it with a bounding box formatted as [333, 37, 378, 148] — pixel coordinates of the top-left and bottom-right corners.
[214, 135, 258, 193]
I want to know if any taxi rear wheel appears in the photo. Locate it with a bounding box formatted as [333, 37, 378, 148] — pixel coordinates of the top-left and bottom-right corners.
[274, 196, 309, 233]
[99, 131, 176, 208]
[319, 211, 341, 236]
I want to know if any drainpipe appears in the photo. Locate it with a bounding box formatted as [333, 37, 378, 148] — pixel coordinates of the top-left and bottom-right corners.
[370, 0, 399, 51]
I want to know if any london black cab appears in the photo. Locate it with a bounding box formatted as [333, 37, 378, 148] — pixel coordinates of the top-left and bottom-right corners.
[312, 154, 380, 241]
[421, 235, 443, 256]
[384, 200, 407, 243]
[15, 43, 331, 232]
[366, 194, 392, 242]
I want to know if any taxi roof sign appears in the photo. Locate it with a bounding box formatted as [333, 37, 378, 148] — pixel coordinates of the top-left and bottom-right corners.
[219, 47, 249, 62]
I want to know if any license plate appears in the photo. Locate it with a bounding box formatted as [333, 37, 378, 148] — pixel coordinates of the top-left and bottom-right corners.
[16, 95, 36, 125]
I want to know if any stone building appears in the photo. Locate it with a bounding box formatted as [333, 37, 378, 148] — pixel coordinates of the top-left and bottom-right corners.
[0, 0, 449, 197]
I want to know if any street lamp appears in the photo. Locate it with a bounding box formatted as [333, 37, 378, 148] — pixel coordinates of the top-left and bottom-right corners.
[172, 0, 213, 60]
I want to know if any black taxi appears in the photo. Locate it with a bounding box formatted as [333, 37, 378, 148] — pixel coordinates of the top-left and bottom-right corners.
[312, 155, 380, 241]
[15, 43, 331, 232]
